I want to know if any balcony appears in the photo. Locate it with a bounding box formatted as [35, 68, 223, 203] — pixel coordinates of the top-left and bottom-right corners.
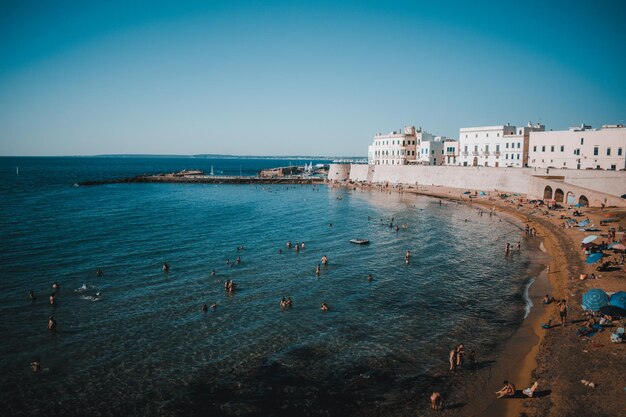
[461, 152, 469, 156]
[494, 151, 501, 157]
[471, 151, 479, 156]
[483, 151, 490, 156]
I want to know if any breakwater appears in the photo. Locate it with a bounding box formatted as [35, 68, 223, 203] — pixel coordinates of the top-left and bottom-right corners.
[78, 174, 325, 186]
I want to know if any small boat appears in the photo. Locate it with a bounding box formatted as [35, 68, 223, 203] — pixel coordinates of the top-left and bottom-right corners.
[350, 239, 369, 245]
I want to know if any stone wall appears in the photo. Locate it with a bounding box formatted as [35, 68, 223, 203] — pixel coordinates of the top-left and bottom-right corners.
[328, 164, 626, 207]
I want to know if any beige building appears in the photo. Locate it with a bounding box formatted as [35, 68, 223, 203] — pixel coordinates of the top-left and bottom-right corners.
[367, 126, 434, 165]
[458, 123, 545, 167]
[528, 124, 626, 170]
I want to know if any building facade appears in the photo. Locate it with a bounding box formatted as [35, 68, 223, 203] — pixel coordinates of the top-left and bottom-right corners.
[458, 123, 544, 167]
[368, 126, 434, 165]
[419, 137, 459, 165]
[528, 124, 626, 170]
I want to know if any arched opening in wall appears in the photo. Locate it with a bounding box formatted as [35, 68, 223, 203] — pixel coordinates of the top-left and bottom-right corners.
[566, 192, 576, 205]
[554, 188, 564, 203]
[472, 157, 478, 167]
[578, 195, 589, 206]
[543, 185, 553, 200]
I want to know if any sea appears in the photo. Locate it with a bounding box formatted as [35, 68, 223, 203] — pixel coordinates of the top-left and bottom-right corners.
[0, 157, 536, 417]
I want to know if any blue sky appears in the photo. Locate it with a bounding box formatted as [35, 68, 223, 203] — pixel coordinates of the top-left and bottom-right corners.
[1, 0, 624, 156]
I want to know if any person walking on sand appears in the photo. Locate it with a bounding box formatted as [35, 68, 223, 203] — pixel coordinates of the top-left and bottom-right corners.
[558, 299, 568, 326]
[449, 349, 456, 371]
[430, 391, 443, 410]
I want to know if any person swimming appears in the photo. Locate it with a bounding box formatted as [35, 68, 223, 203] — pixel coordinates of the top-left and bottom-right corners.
[368, 274, 373, 282]
[201, 304, 209, 312]
[320, 302, 329, 311]
[211, 269, 216, 276]
[96, 268, 103, 277]
[49, 294, 56, 305]
[236, 256, 241, 265]
[31, 359, 42, 373]
[321, 255, 328, 265]
[162, 263, 169, 272]
[52, 282, 60, 291]
[28, 290, 36, 301]
[315, 264, 321, 275]
[405, 250, 411, 264]
[48, 316, 57, 332]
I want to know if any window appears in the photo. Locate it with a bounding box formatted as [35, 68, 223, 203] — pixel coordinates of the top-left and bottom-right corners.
[593, 146, 598, 156]
[619, 148, 623, 156]
[506, 143, 509, 148]
[465, 134, 468, 138]
[533, 146, 537, 152]
[551, 146, 555, 152]
[486, 133, 489, 137]
[581, 138, 584, 145]
[474, 145, 478, 152]
[505, 154, 509, 159]
[475, 134, 478, 138]
[542, 146, 546, 152]
[560, 145, 564, 152]
[464, 145, 468, 152]
[485, 145, 489, 152]
[518, 129, 522, 134]
[517, 143, 521, 148]
[607, 148, 611, 156]
[496, 145, 500, 152]
[497, 133, 500, 137]
[611, 165, 616, 170]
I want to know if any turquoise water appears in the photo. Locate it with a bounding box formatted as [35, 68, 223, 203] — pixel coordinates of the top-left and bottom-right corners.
[0, 157, 532, 416]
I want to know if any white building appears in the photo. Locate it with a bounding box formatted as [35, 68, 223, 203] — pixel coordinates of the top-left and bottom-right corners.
[458, 123, 545, 167]
[528, 124, 626, 170]
[368, 126, 434, 165]
[419, 136, 459, 165]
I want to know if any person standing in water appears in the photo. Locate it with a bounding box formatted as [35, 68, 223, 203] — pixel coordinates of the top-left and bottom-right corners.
[405, 250, 411, 264]
[315, 264, 321, 275]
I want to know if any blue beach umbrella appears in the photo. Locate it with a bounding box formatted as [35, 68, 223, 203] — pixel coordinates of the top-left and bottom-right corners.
[609, 291, 626, 310]
[582, 288, 610, 311]
[582, 235, 598, 244]
[585, 253, 603, 264]
[578, 219, 590, 227]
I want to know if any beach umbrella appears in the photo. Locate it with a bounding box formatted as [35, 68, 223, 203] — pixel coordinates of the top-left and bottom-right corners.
[582, 288, 610, 311]
[479, 191, 486, 196]
[582, 235, 598, 244]
[574, 203, 584, 208]
[611, 243, 626, 251]
[585, 253, 603, 264]
[609, 291, 626, 310]
[578, 219, 590, 227]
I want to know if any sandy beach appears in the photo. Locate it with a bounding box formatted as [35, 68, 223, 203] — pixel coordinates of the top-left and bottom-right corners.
[338, 181, 626, 416]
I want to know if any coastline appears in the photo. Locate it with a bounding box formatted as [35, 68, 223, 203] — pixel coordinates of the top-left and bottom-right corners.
[336, 181, 626, 416]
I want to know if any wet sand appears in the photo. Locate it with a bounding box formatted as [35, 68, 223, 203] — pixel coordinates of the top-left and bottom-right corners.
[338, 181, 626, 416]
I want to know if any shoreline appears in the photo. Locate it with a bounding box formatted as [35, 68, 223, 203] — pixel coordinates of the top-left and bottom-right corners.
[337, 181, 625, 416]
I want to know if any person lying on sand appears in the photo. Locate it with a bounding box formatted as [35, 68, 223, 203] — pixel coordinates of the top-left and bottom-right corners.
[495, 380, 516, 398]
[523, 381, 539, 397]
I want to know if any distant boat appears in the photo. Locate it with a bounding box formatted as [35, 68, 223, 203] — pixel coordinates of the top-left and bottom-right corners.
[350, 239, 370, 245]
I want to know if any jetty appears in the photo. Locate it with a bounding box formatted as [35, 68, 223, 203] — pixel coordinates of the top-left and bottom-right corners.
[78, 170, 325, 186]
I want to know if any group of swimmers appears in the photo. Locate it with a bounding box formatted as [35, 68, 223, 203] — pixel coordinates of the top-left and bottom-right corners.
[504, 241, 522, 255]
[279, 297, 293, 309]
[448, 343, 475, 372]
